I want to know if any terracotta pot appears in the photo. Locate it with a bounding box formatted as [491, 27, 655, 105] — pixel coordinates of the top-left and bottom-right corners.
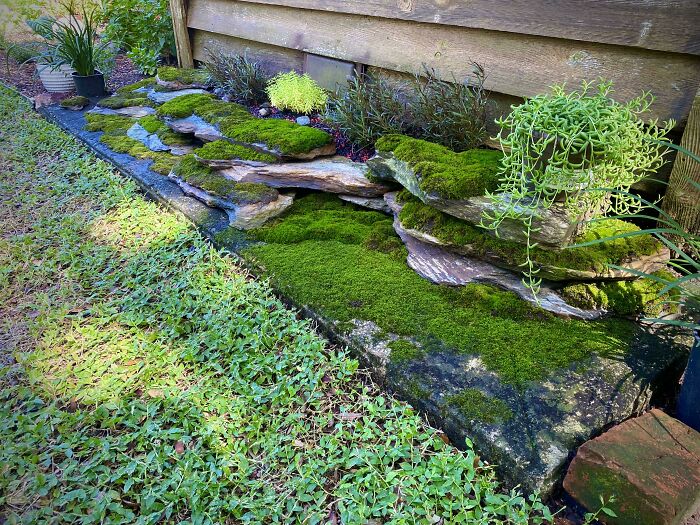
[37, 63, 75, 93]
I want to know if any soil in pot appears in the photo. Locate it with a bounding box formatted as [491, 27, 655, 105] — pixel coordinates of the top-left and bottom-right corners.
[73, 70, 105, 97]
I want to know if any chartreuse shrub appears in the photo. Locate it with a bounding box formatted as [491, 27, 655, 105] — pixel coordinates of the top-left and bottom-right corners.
[485, 81, 673, 295]
[266, 71, 328, 114]
[194, 139, 278, 163]
[0, 85, 554, 523]
[375, 134, 503, 200]
[398, 195, 662, 278]
[157, 93, 332, 155]
[244, 193, 636, 386]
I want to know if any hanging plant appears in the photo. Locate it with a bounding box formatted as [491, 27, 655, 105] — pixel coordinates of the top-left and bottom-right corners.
[482, 80, 674, 295]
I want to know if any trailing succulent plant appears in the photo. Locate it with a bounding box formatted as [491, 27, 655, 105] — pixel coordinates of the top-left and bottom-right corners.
[266, 71, 328, 114]
[483, 80, 674, 295]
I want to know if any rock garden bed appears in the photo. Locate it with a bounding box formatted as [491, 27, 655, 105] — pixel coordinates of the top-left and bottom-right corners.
[38, 68, 689, 496]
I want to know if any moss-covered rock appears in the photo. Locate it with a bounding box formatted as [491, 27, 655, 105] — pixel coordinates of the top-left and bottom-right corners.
[98, 133, 179, 175]
[172, 155, 277, 205]
[388, 340, 424, 362]
[374, 134, 502, 200]
[85, 113, 135, 135]
[446, 388, 513, 424]
[60, 95, 89, 109]
[244, 193, 635, 386]
[117, 77, 156, 94]
[561, 271, 680, 316]
[157, 66, 209, 86]
[398, 196, 665, 281]
[194, 140, 278, 163]
[98, 91, 154, 110]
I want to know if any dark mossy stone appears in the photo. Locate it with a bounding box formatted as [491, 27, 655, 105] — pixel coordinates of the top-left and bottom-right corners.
[446, 388, 513, 424]
[60, 95, 89, 109]
[375, 134, 503, 200]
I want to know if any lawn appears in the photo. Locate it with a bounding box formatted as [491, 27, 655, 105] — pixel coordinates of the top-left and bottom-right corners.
[0, 88, 552, 523]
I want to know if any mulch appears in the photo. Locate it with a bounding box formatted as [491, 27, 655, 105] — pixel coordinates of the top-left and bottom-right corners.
[0, 52, 144, 100]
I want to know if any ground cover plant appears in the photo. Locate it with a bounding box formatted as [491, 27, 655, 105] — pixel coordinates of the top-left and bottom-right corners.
[0, 86, 556, 524]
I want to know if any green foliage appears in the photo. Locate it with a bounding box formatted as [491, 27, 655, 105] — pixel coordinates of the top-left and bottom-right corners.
[0, 86, 554, 523]
[408, 64, 488, 151]
[4, 40, 44, 63]
[101, 0, 175, 75]
[485, 81, 674, 295]
[194, 140, 278, 163]
[246, 194, 635, 386]
[375, 134, 503, 199]
[59, 95, 88, 108]
[398, 196, 662, 277]
[173, 155, 277, 204]
[157, 65, 209, 86]
[205, 48, 269, 105]
[327, 71, 410, 148]
[266, 71, 328, 114]
[446, 389, 513, 424]
[560, 270, 680, 316]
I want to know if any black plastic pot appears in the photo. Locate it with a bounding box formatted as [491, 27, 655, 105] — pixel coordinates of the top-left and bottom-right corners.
[677, 329, 700, 432]
[72, 70, 105, 97]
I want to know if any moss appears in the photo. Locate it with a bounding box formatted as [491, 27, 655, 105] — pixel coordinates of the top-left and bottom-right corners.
[194, 140, 278, 163]
[156, 93, 218, 119]
[404, 376, 431, 400]
[388, 340, 424, 362]
[98, 92, 154, 109]
[244, 194, 636, 386]
[60, 95, 89, 108]
[376, 134, 503, 199]
[447, 388, 513, 424]
[85, 113, 135, 135]
[561, 270, 680, 316]
[157, 66, 209, 85]
[99, 134, 142, 153]
[138, 115, 165, 134]
[98, 134, 179, 175]
[222, 118, 332, 155]
[172, 155, 277, 204]
[398, 197, 663, 276]
[117, 77, 156, 93]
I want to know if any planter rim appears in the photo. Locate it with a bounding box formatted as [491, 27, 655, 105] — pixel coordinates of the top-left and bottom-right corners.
[71, 70, 103, 78]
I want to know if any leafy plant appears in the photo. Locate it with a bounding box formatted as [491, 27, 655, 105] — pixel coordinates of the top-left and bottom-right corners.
[484, 81, 674, 295]
[205, 48, 269, 105]
[101, 0, 175, 74]
[266, 71, 328, 114]
[572, 141, 700, 330]
[582, 495, 618, 524]
[327, 70, 410, 147]
[408, 63, 488, 151]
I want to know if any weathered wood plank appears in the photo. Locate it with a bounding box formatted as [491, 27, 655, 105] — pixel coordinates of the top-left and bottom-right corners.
[192, 29, 304, 73]
[170, 0, 194, 68]
[232, 0, 700, 55]
[187, 0, 700, 122]
[663, 89, 700, 240]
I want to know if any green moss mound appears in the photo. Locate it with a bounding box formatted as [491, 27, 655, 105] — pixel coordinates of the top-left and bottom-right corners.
[135, 115, 192, 147]
[243, 194, 635, 386]
[561, 270, 680, 316]
[156, 94, 332, 155]
[194, 140, 278, 163]
[98, 134, 179, 175]
[117, 77, 156, 93]
[388, 340, 424, 362]
[85, 113, 134, 135]
[173, 155, 277, 204]
[157, 66, 209, 85]
[376, 134, 503, 199]
[138, 115, 164, 133]
[398, 197, 662, 276]
[60, 95, 89, 108]
[98, 91, 154, 109]
[447, 389, 513, 424]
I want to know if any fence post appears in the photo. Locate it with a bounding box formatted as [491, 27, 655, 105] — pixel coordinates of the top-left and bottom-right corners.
[662, 89, 700, 244]
[170, 0, 194, 69]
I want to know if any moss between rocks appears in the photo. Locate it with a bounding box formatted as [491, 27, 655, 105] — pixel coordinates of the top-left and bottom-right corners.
[60, 95, 89, 108]
[157, 66, 209, 85]
[156, 94, 332, 155]
[375, 134, 503, 200]
[85, 113, 135, 135]
[173, 155, 277, 204]
[447, 388, 513, 424]
[138, 115, 163, 134]
[388, 340, 424, 362]
[194, 140, 278, 163]
[136, 115, 192, 147]
[98, 134, 179, 175]
[243, 193, 636, 386]
[98, 91, 154, 109]
[561, 271, 679, 316]
[398, 196, 662, 277]
[117, 77, 156, 93]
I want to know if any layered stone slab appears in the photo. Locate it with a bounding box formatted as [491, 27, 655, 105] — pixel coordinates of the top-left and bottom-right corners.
[127, 123, 194, 156]
[564, 409, 700, 525]
[88, 106, 156, 118]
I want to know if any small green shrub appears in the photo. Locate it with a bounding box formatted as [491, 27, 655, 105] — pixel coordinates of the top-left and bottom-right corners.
[266, 71, 328, 114]
[205, 48, 269, 105]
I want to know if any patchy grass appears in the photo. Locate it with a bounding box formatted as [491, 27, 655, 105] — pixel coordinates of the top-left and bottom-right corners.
[0, 86, 553, 524]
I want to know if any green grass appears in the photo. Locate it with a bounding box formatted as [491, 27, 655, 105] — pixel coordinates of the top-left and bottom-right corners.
[244, 194, 636, 386]
[0, 86, 555, 523]
[375, 134, 503, 199]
